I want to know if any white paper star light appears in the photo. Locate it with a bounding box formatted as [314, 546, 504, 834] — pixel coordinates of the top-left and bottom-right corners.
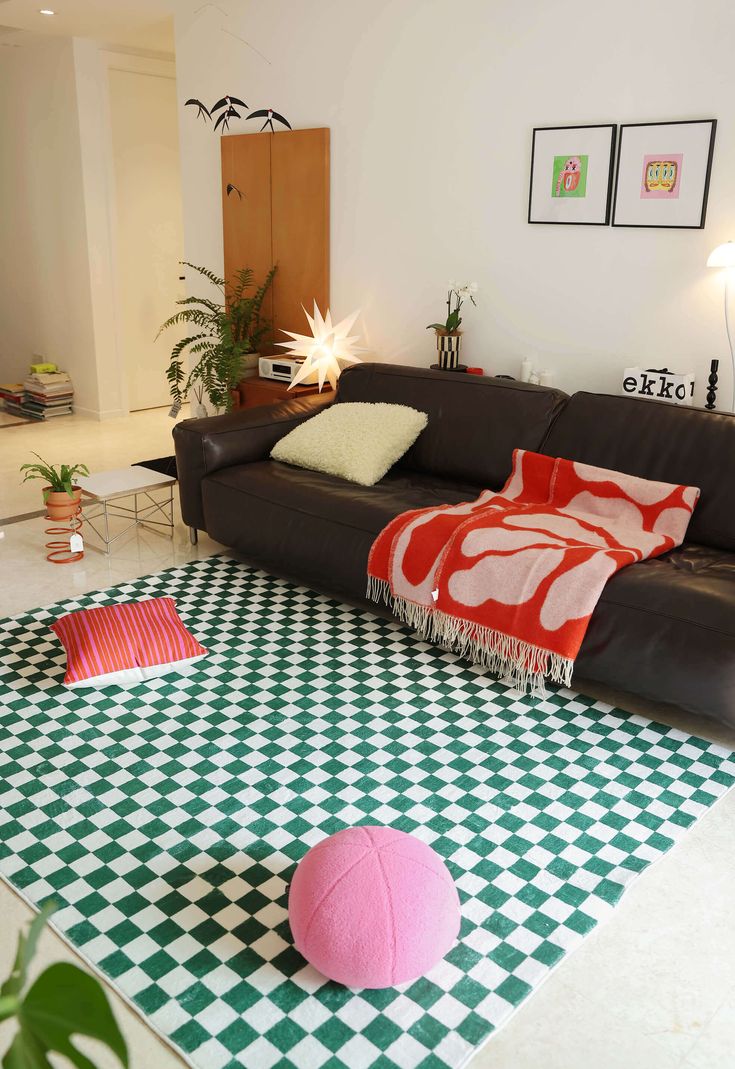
[278, 303, 364, 391]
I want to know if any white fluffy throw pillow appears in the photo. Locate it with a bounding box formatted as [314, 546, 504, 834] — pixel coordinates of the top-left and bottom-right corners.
[270, 402, 428, 486]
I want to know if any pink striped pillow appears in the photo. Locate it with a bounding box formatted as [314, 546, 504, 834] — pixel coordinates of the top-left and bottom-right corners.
[51, 597, 207, 688]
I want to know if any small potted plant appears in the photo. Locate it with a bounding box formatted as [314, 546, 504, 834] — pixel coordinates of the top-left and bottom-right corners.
[427, 281, 478, 370]
[20, 453, 89, 521]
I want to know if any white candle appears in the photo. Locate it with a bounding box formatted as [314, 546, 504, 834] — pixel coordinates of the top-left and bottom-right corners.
[539, 370, 553, 387]
[520, 358, 532, 383]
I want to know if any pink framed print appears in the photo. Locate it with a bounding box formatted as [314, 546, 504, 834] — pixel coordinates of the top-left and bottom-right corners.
[612, 120, 716, 228]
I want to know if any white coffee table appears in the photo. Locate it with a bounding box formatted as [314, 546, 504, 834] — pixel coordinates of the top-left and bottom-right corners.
[78, 465, 177, 553]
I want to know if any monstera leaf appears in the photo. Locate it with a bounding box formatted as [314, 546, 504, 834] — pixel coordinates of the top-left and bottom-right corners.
[0, 904, 53, 1005]
[0, 906, 128, 1069]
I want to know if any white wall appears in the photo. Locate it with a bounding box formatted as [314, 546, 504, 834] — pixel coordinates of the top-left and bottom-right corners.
[72, 38, 127, 419]
[174, 0, 735, 405]
[0, 36, 101, 412]
[107, 57, 185, 410]
[0, 36, 130, 418]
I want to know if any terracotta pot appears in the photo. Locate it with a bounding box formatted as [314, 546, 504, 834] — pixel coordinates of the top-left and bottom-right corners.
[44, 486, 82, 521]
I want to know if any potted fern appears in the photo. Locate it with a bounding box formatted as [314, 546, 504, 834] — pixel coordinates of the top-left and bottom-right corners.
[158, 262, 276, 417]
[20, 453, 90, 521]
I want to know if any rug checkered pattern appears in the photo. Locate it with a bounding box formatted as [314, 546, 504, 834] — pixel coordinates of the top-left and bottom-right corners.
[0, 555, 733, 1069]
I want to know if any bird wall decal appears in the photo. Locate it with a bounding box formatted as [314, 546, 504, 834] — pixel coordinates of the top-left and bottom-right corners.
[184, 98, 211, 121]
[247, 108, 292, 133]
[211, 94, 248, 114]
[184, 95, 292, 136]
[212, 94, 248, 132]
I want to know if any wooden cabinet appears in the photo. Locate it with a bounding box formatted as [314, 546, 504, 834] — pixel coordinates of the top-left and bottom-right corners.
[236, 375, 332, 411]
[221, 128, 329, 352]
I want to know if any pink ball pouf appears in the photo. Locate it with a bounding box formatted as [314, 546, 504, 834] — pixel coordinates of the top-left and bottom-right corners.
[288, 825, 461, 988]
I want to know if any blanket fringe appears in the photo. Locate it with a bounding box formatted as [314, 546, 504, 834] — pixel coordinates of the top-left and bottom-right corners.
[429, 609, 573, 698]
[366, 575, 393, 607]
[367, 577, 573, 698]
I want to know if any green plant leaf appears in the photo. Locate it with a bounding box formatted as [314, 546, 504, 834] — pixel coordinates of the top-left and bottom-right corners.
[180, 261, 225, 289]
[6, 963, 128, 1069]
[159, 263, 275, 410]
[0, 903, 57, 1004]
[175, 295, 221, 314]
[18, 454, 68, 493]
[2, 1027, 54, 1068]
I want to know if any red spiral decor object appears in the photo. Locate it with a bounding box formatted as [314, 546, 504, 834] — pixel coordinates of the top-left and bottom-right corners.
[45, 505, 84, 564]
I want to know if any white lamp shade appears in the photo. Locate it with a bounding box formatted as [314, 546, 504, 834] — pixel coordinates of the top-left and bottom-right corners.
[707, 242, 735, 268]
[277, 303, 364, 391]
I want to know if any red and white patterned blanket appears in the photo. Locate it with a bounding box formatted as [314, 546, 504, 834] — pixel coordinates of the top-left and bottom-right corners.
[367, 449, 699, 694]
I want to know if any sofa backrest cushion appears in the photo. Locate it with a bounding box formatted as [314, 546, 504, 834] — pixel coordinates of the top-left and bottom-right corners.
[542, 392, 735, 550]
[336, 363, 567, 488]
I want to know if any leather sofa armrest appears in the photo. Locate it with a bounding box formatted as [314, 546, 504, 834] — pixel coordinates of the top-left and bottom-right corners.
[173, 392, 333, 530]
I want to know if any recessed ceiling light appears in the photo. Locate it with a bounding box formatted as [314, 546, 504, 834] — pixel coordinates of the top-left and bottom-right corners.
[39, 8, 55, 14]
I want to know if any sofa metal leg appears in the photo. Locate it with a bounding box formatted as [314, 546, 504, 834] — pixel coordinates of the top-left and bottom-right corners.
[189, 527, 198, 545]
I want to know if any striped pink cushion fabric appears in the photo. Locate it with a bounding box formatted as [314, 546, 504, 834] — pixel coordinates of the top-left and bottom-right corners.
[51, 597, 207, 687]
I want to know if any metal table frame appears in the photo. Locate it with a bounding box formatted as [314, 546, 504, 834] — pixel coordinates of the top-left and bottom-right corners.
[81, 480, 175, 554]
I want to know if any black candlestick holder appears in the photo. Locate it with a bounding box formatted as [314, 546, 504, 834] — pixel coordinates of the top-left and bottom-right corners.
[705, 359, 719, 410]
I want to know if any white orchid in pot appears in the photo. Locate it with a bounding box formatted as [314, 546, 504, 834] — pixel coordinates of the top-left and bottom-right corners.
[427, 281, 478, 371]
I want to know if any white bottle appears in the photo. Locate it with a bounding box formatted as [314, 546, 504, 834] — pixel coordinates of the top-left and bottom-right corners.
[520, 358, 532, 383]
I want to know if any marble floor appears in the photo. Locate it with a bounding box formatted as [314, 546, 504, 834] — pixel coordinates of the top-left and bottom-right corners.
[0, 404, 190, 522]
[0, 411, 31, 429]
[1, 409, 734, 1069]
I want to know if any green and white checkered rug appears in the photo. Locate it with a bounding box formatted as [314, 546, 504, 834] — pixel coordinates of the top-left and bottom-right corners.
[1, 556, 733, 1069]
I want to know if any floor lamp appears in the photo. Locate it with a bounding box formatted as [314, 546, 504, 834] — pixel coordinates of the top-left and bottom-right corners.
[707, 241, 735, 411]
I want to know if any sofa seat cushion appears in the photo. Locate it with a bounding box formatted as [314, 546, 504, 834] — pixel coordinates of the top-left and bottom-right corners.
[336, 363, 568, 488]
[541, 392, 735, 551]
[598, 543, 735, 635]
[577, 543, 735, 725]
[203, 460, 481, 536]
[202, 460, 735, 724]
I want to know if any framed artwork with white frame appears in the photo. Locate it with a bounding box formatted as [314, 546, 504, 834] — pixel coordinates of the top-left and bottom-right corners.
[612, 119, 717, 229]
[528, 123, 617, 226]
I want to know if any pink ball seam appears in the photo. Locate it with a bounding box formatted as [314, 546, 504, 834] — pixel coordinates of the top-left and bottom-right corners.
[300, 847, 372, 949]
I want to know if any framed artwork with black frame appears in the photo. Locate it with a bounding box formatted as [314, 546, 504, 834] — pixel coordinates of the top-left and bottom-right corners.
[528, 123, 617, 226]
[612, 119, 716, 229]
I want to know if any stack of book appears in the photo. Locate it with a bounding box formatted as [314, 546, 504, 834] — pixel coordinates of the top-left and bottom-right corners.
[0, 383, 26, 417]
[21, 371, 74, 419]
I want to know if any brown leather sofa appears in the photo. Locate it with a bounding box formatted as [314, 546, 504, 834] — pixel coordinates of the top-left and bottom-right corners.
[173, 363, 735, 728]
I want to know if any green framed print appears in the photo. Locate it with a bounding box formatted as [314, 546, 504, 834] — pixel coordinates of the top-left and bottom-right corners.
[528, 123, 617, 225]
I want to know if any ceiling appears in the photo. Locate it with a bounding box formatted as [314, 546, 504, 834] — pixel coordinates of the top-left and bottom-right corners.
[0, 0, 177, 54]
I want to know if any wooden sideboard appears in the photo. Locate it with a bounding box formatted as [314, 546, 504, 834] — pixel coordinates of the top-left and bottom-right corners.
[236, 375, 333, 411]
